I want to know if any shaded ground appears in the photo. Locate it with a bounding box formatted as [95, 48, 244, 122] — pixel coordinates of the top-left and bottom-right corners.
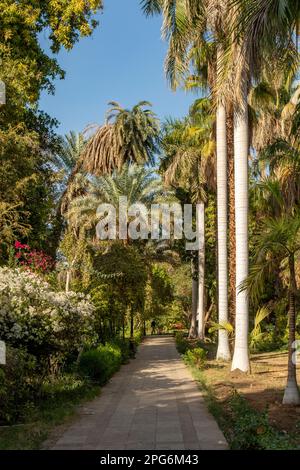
[46, 336, 227, 450]
[202, 351, 300, 440]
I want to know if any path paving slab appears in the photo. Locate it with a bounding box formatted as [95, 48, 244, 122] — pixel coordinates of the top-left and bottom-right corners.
[50, 336, 228, 450]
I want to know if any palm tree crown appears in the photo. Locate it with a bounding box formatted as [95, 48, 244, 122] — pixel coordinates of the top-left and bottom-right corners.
[76, 101, 160, 176]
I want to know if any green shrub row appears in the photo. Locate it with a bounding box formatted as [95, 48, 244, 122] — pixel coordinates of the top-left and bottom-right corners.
[78, 338, 138, 385]
[0, 338, 139, 425]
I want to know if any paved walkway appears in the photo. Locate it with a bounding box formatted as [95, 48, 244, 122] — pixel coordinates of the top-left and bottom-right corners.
[50, 336, 227, 450]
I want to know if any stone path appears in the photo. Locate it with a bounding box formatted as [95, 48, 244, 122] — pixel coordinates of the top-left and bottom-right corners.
[50, 336, 227, 450]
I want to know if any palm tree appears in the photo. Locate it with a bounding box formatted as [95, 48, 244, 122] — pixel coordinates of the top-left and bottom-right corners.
[64, 164, 169, 295]
[213, 1, 297, 371]
[227, 0, 300, 371]
[216, 101, 231, 359]
[75, 101, 160, 176]
[53, 131, 86, 181]
[232, 0, 299, 74]
[242, 213, 300, 405]
[160, 98, 215, 339]
[58, 135, 89, 212]
[66, 164, 163, 239]
[141, 0, 233, 357]
[49, 131, 87, 255]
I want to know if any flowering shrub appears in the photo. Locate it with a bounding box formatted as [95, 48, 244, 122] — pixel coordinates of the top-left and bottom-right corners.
[0, 268, 97, 363]
[14, 241, 55, 273]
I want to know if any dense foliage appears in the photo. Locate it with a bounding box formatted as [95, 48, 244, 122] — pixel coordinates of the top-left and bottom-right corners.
[1, 0, 300, 448]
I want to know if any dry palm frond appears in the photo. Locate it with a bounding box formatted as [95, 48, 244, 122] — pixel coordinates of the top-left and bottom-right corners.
[77, 124, 121, 176]
[75, 102, 159, 177]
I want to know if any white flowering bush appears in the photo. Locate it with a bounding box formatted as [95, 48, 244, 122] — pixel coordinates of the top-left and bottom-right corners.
[0, 268, 97, 361]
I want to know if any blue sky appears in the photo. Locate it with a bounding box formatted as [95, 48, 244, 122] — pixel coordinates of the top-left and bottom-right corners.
[39, 0, 196, 136]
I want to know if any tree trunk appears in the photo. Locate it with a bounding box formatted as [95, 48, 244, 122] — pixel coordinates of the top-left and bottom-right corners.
[197, 202, 206, 340]
[283, 255, 300, 405]
[216, 103, 231, 360]
[189, 259, 198, 339]
[227, 106, 236, 326]
[231, 88, 250, 373]
[130, 311, 134, 338]
[65, 270, 71, 293]
[65, 258, 76, 294]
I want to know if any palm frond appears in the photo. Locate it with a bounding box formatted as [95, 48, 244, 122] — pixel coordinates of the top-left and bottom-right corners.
[75, 102, 160, 176]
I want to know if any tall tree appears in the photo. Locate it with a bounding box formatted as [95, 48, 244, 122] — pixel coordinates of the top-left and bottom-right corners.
[160, 98, 215, 339]
[0, 1, 103, 256]
[141, 0, 232, 357]
[227, 0, 300, 371]
[243, 212, 300, 405]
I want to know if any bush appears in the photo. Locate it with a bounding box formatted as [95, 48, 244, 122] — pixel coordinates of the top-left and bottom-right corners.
[111, 338, 137, 363]
[134, 330, 144, 345]
[78, 343, 122, 384]
[0, 346, 41, 424]
[175, 331, 189, 354]
[183, 347, 207, 369]
[0, 267, 97, 365]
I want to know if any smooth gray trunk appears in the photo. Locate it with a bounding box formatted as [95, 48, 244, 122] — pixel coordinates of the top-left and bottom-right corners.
[197, 202, 205, 339]
[231, 87, 250, 373]
[189, 260, 198, 339]
[216, 102, 231, 360]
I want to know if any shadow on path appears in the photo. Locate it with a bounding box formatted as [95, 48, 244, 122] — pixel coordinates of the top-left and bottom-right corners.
[48, 336, 227, 450]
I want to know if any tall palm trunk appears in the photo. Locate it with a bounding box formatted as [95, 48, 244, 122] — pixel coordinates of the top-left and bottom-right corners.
[227, 107, 236, 326]
[197, 202, 205, 339]
[130, 310, 134, 338]
[189, 259, 198, 339]
[216, 103, 231, 360]
[283, 255, 300, 405]
[65, 258, 76, 293]
[65, 270, 71, 294]
[231, 88, 250, 373]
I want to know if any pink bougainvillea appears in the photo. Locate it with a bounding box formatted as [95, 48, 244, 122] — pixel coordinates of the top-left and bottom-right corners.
[14, 241, 55, 273]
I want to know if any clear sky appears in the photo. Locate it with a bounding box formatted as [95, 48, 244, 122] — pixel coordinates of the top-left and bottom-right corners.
[39, 0, 196, 136]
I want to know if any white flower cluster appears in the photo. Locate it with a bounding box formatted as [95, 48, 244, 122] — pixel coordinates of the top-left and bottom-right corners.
[0, 268, 97, 355]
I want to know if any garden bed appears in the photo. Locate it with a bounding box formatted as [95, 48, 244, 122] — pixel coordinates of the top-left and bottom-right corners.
[202, 351, 300, 442]
[175, 333, 300, 448]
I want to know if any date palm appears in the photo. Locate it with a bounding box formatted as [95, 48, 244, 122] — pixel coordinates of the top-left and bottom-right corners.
[53, 131, 88, 213]
[66, 163, 164, 237]
[242, 212, 300, 405]
[48, 131, 88, 256]
[53, 131, 86, 180]
[63, 164, 164, 292]
[75, 101, 160, 176]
